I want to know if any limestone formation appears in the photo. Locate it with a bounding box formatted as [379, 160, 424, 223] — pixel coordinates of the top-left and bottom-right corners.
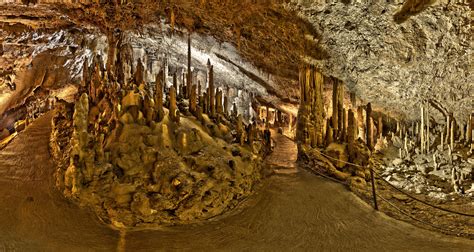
[169, 86, 180, 124]
[366, 103, 373, 151]
[209, 64, 215, 118]
[155, 72, 165, 122]
[189, 84, 197, 116]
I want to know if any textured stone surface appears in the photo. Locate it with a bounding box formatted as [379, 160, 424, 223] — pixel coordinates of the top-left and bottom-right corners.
[291, 1, 472, 123]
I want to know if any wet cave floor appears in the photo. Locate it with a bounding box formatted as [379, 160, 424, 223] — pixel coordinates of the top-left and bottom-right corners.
[0, 113, 473, 251]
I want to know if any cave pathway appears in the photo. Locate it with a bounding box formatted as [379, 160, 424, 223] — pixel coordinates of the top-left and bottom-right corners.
[0, 114, 473, 251]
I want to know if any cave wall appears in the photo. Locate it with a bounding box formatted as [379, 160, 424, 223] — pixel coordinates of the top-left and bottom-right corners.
[291, 0, 472, 123]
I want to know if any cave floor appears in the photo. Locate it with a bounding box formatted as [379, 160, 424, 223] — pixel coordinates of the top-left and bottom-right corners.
[0, 114, 473, 251]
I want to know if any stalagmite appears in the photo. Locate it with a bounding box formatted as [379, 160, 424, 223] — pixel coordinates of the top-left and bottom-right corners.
[154, 72, 164, 122]
[448, 145, 453, 165]
[189, 84, 197, 115]
[236, 115, 245, 145]
[202, 92, 208, 114]
[134, 58, 145, 85]
[357, 106, 364, 140]
[366, 103, 373, 150]
[341, 107, 347, 141]
[369, 117, 375, 150]
[441, 131, 444, 150]
[232, 102, 238, 118]
[186, 33, 192, 99]
[347, 109, 356, 143]
[173, 72, 178, 95]
[326, 127, 334, 146]
[266, 106, 270, 128]
[224, 96, 229, 117]
[450, 120, 454, 151]
[404, 135, 408, 157]
[446, 115, 450, 144]
[467, 113, 472, 145]
[198, 81, 202, 97]
[332, 78, 339, 136]
[350, 92, 357, 109]
[313, 70, 325, 146]
[216, 89, 223, 116]
[169, 86, 179, 124]
[209, 64, 215, 118]
[378, 116, 383, 140]
[420, 105, 425, 154]
[426, 104, 430, 153]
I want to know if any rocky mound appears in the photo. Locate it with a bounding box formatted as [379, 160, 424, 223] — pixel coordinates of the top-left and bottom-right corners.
[50, 62, 270, 229]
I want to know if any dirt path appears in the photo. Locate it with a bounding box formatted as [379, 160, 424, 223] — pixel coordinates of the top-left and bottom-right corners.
[0, 116, 473, 251]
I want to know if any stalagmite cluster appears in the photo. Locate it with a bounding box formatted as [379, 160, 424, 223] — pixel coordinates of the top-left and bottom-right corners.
[49, 35, 274, 228]
[296, 64, 474, 195]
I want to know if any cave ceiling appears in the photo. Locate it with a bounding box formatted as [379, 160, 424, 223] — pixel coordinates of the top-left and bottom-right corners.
[0, 0, 473, 123]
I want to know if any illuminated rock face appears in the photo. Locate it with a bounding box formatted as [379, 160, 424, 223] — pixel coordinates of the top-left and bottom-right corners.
[292, 1, 472, 123]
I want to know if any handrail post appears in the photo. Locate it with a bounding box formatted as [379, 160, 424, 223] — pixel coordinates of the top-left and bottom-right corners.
[370, 168, 378, 210]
